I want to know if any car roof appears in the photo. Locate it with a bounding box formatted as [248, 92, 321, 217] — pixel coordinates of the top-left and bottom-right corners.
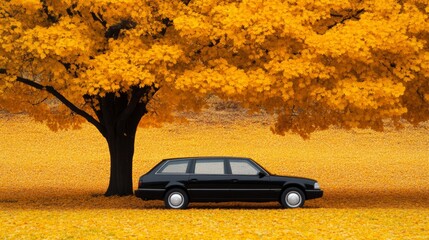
[162, 156, 250, 161]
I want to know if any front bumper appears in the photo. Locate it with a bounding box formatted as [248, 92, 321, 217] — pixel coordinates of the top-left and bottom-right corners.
[305, 189, 323, 200]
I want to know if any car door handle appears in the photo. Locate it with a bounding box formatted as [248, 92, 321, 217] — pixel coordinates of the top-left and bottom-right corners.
[190, 179, 198, 182]
[231, 179, 239, 183]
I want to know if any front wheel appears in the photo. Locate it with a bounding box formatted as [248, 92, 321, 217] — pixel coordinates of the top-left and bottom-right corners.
[164, 188, 189, 209]
[280, 187, 305, 208]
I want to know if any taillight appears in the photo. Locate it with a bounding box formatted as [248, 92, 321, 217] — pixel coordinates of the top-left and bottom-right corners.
[138, 180, 143, 188]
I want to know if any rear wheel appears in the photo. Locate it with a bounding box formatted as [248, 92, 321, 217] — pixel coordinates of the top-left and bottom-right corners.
[164, 189, 189, 209]
[280, 187, 305, 208]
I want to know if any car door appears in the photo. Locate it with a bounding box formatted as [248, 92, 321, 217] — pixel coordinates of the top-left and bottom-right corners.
[186, 158, 233, 201]
[227, 159, 274, 201]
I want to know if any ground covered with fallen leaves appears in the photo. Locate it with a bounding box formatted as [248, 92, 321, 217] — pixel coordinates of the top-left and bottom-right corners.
[0, 115, 428, 239]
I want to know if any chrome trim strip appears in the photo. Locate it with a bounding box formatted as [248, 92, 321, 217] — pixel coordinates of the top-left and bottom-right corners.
[137, 188, 283, 192]
[137, 188, 282, 191]
[136, 188, 165, 191]
[188, 189, 282, 191]
[155, 173, 191, 175]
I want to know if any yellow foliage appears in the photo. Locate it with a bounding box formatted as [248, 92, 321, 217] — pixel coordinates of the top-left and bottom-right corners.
[0, 0, 429, 136]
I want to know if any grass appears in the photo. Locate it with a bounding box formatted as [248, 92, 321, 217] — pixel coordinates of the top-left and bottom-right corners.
[0, 115, 428, 239]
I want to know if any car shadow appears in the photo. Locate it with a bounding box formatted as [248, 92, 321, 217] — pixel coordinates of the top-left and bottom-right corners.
[1, 189, 428, 210]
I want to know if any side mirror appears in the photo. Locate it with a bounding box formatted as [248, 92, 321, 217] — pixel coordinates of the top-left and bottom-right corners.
[258, 171, 266, 178]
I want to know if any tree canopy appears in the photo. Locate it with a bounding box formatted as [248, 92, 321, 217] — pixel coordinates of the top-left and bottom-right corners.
[1, 0, 428, 195]
[1, 0, 429, 136]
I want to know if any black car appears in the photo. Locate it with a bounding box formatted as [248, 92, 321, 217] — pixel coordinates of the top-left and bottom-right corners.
[135, 157, 323, 209]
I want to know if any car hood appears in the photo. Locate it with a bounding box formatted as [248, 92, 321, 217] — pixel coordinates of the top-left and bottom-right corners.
[270, 174, 317, 183]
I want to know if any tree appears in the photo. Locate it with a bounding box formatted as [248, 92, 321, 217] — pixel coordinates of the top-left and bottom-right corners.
[1, 0, 428, 196]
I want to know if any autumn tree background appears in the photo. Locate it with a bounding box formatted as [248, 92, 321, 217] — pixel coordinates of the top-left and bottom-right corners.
[1, 0, 428, 196]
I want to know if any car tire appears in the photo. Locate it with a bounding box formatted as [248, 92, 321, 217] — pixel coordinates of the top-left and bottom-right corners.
[164, 188, 189, 209]
[280, 187, 305, 208]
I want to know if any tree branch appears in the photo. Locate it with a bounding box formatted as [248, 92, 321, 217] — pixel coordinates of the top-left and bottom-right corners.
[328, 9, 365, 30]
[28, 97, 48, 106]
[0, 68, 106, 137]
[58, 60, 80, 78]
[105, 20, 136, 39]
[91, 12, 107, 28]
[181, 0, 192, 5]
[84, 94, 104, 124]
[159, 18, 173, 36]
[40, 0, 60, 23]
[117, 86, 149, 123]
[66, 3, 80, 18]
[136, 84, 160, 119]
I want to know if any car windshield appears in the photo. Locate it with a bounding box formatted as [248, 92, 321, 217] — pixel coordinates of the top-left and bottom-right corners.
[249, 159, 273, 175]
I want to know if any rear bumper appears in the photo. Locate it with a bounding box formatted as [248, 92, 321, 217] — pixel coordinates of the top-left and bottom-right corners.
[135, 189, 164, 200]
[305, 189, 323, 200]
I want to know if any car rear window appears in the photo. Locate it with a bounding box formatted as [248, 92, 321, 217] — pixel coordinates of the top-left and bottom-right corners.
[158, 160, 189, 174]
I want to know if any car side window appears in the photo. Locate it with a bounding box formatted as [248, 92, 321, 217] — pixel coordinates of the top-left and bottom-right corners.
[230, 159, 259, 175]
[194, 159, 225, 174]
[158, 160, 189, 174]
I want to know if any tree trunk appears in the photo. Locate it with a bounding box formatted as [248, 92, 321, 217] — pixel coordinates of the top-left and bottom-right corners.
[104, 128, 136, 196]
[101, 92, 144, 196]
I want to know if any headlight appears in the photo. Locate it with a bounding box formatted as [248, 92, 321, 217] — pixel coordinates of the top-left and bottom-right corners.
[314, 182, 320, 189]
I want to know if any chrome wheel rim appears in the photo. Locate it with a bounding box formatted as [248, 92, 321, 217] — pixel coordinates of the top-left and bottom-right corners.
[168, 193, 184, 208]
[286, 191, 302, 208]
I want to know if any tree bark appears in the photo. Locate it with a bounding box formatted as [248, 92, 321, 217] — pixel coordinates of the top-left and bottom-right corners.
[104, 125, 136, 196]
[100, 91, 149, 196]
